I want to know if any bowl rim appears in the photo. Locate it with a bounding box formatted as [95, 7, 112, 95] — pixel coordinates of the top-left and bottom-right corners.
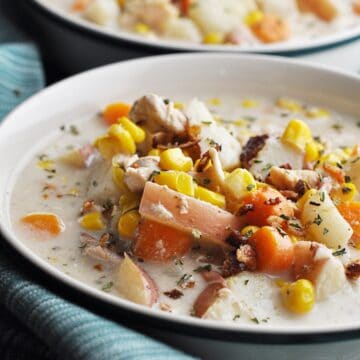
[1, 52, 360, 343]
[29, 0, 360, 55]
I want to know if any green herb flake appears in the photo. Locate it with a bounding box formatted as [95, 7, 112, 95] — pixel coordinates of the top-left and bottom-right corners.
[246, 184, 255, 191]
[332, 248, 346, 257]
[251, 317, 259, 324]
[313, 214, 323, 226]
[323, 228, 329, 235]
[177, 274, 192, 287]
[233, 314, 241, 321]
[69, 125, 80, 136]
[244, 279, 249, 286]
[194, 264, 212, 273]
[332, 123, 343, 132]
[102, 281, 114, 292]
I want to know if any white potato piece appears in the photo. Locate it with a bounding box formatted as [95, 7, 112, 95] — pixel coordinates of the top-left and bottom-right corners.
[115, 253, 159, 306]
[293, 241, 346, 300]
[189, 0, 257, 35]
[185, 98, 215, 125]
[301, 190, 353, 249]
[84, 0, 119, 25]
[258, 0, 298, 17]
[164, 18, 202, 42]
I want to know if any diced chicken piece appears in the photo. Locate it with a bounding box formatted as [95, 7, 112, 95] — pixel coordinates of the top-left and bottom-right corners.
[296, 0, 338, 21]
[267, 167, 321, 191]
[258, 0, 298, 17]
[129, 94, 187, 134]
[164, 18, 202, 42]
[59, 144, 97, 168]
[224, 25, 257, 45]
[124, 0, 178, 33]
[112, 153, 139, 169]
[139, 182, 244, 248]
[86, 160, 121, 203]
[293, 241, 346, 300]
[185, 99, 241, 170]
[115, 253, 159, 306]
[84, 0, 119, 25]
[188, 0, 257, 35]
[124, 156, 160, 192]
[249, 137, 304, 180]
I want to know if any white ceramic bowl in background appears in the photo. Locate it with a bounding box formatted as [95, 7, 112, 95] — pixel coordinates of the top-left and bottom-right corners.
[1, 54, 360, 359]
[24, 0, 360, 74]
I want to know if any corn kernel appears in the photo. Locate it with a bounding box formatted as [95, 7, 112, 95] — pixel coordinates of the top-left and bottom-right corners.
[276, 98, 303, 113]
[244, 10, 264, 26]
[280, 279, 315, 314]
[147, 148, 162, 156]
[224, 168, 257, 200]
[233, 119, 249, 127]
[305, 108, 330, 119]
[154, 171, 195, 196]
[118, 210, 140, 238]
[135, 23, 150, 34]
[203, 32, 223, 45]
[290, 235, 299, 243]
[108, 124, 136, 154]
[118, 116, 145, 143]
[297, 189, 317, 211]
[159, 148, 193, 172]
[240, 225, 259, 237]
[195, 186, 225, 208]
[119, 192, 141, 214]
[94, 135, 123, 159]
[80, 212, 105, 231]
[112, 166, 129, 193]
[174, 101, 184, 110]
[305, 141, 320, 163]
[331, 183, 357, 203]
[208, 98, 221, 106]
[37, 159, 55, 170]
[281, 119, 314, 153]
[241, 99, 259, 108]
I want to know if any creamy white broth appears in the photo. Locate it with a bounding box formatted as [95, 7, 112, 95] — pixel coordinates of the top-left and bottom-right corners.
[38, 0, 360, 47]
[10, 95, 360, 327]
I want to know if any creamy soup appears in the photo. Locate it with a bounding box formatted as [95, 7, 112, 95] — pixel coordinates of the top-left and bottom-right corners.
[39, 0, 360, 47]
[10, 94, 360, 327]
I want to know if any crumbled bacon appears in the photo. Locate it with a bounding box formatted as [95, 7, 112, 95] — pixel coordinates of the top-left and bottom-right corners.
[240, 134, 269, 169]
[222, 252, 246, 278]
[225, 230, 248, 247]
[164, 289, 184, 299]
[99, 233, 111, 247]
[264, 197, 281, 205]
[346, 261, 360, 280]
[237, 203, 255, 216]
[280, 163, 292, 170]
[294, 179, 307, 197]
[280, 190, 299, 202]
[236, 244, 257, 271]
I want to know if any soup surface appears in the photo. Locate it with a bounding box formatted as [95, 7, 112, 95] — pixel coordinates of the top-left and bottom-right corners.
[39, 0, 360, 47]
[11, 94, 360, 327]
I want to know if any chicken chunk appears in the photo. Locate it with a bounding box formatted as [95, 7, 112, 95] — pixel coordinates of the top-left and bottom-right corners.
[129, 94, 187, 134]
[297, 0, 338, 21]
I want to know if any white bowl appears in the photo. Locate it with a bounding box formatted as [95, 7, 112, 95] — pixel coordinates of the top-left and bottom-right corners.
[26, 0, 360, 74]
[1, 54, 360, 359]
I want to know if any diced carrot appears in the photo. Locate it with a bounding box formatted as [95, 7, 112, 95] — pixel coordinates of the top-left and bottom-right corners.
[251, 14, 290, 43]
[354, 1, 360, 15]
[337, 202, 360, 246]
[103, 102, 132, 126]
[21, 212, 65, 236]
[134, 219, 192, 262]
[323, 163, 345, 184]
[297, 0, 337, 21]
[249, 226, 294, 273]
[239, 186, 294, 227]
[71, 0, 90, 11]
[179, 0, 192, 15]
[139, 182, 244, 248]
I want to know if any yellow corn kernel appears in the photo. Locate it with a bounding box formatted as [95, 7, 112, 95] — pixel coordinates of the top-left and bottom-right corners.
[203, 32, 223, 45]
[119, 192, 141, 214]
[280, 279, 315, 314]
[241, 99, 259, 108]
[118, 116, 145, 143]
[37, 159, 55, 170]
[108, 124, 136, 154]
[305, 141, 320, 163]
[174, 101, 184, 110]
[118, 210, 141, 238]
[117, 0, 125, 7]
[159, 148, 193, 172]
[290, 235, 299, 243]
[208, 98, 221, 106]
[94, 135, 123, 159]
[331, 183, 358, 203]
[305, 108, 330, 119]
[135, 23, 150, 34]
[154, 171, 195, 197]
[281, 119, 313, 153]
[224, 168, 257, 200]
[244, 10, 264, 26]
[195, 186, 225, 208]
[112, 166, 129, 193]
[147, 148, 162, 156]
[297, 189, 317, 211]
[240, 225, 259, 237]
[276, 98, 303, 113]
[80, 212, 105, 231]
[233, 119, 249, 127]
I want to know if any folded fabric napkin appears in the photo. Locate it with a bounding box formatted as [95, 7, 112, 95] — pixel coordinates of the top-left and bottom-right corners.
[0, 44, 194, 360]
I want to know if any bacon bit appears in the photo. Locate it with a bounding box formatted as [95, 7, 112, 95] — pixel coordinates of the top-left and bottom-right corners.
[195, 151, 211, 173]
[81, 200, 95, 215]
[346, 261, 360, 280]
[160, 303, 172, 312]
[93, 263, 103, 271]
[240, 135, 269, 169]
[99, 233, 111, 247]
[280, 190, 299, 202]
[264, 197, 281, 206]
[236, 244, 257, 271]
[164, 289, 184, 299]
[280, 163, 292, 170]
[323, 163, 345, 184]
[294, 179, 308, 197]
[237, 203, 255, 216]
[226, 230, 248, 247]
[222, 252, 246, 278]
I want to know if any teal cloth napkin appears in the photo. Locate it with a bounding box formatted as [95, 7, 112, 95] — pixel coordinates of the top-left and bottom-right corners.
[0, 44, 195, 360]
